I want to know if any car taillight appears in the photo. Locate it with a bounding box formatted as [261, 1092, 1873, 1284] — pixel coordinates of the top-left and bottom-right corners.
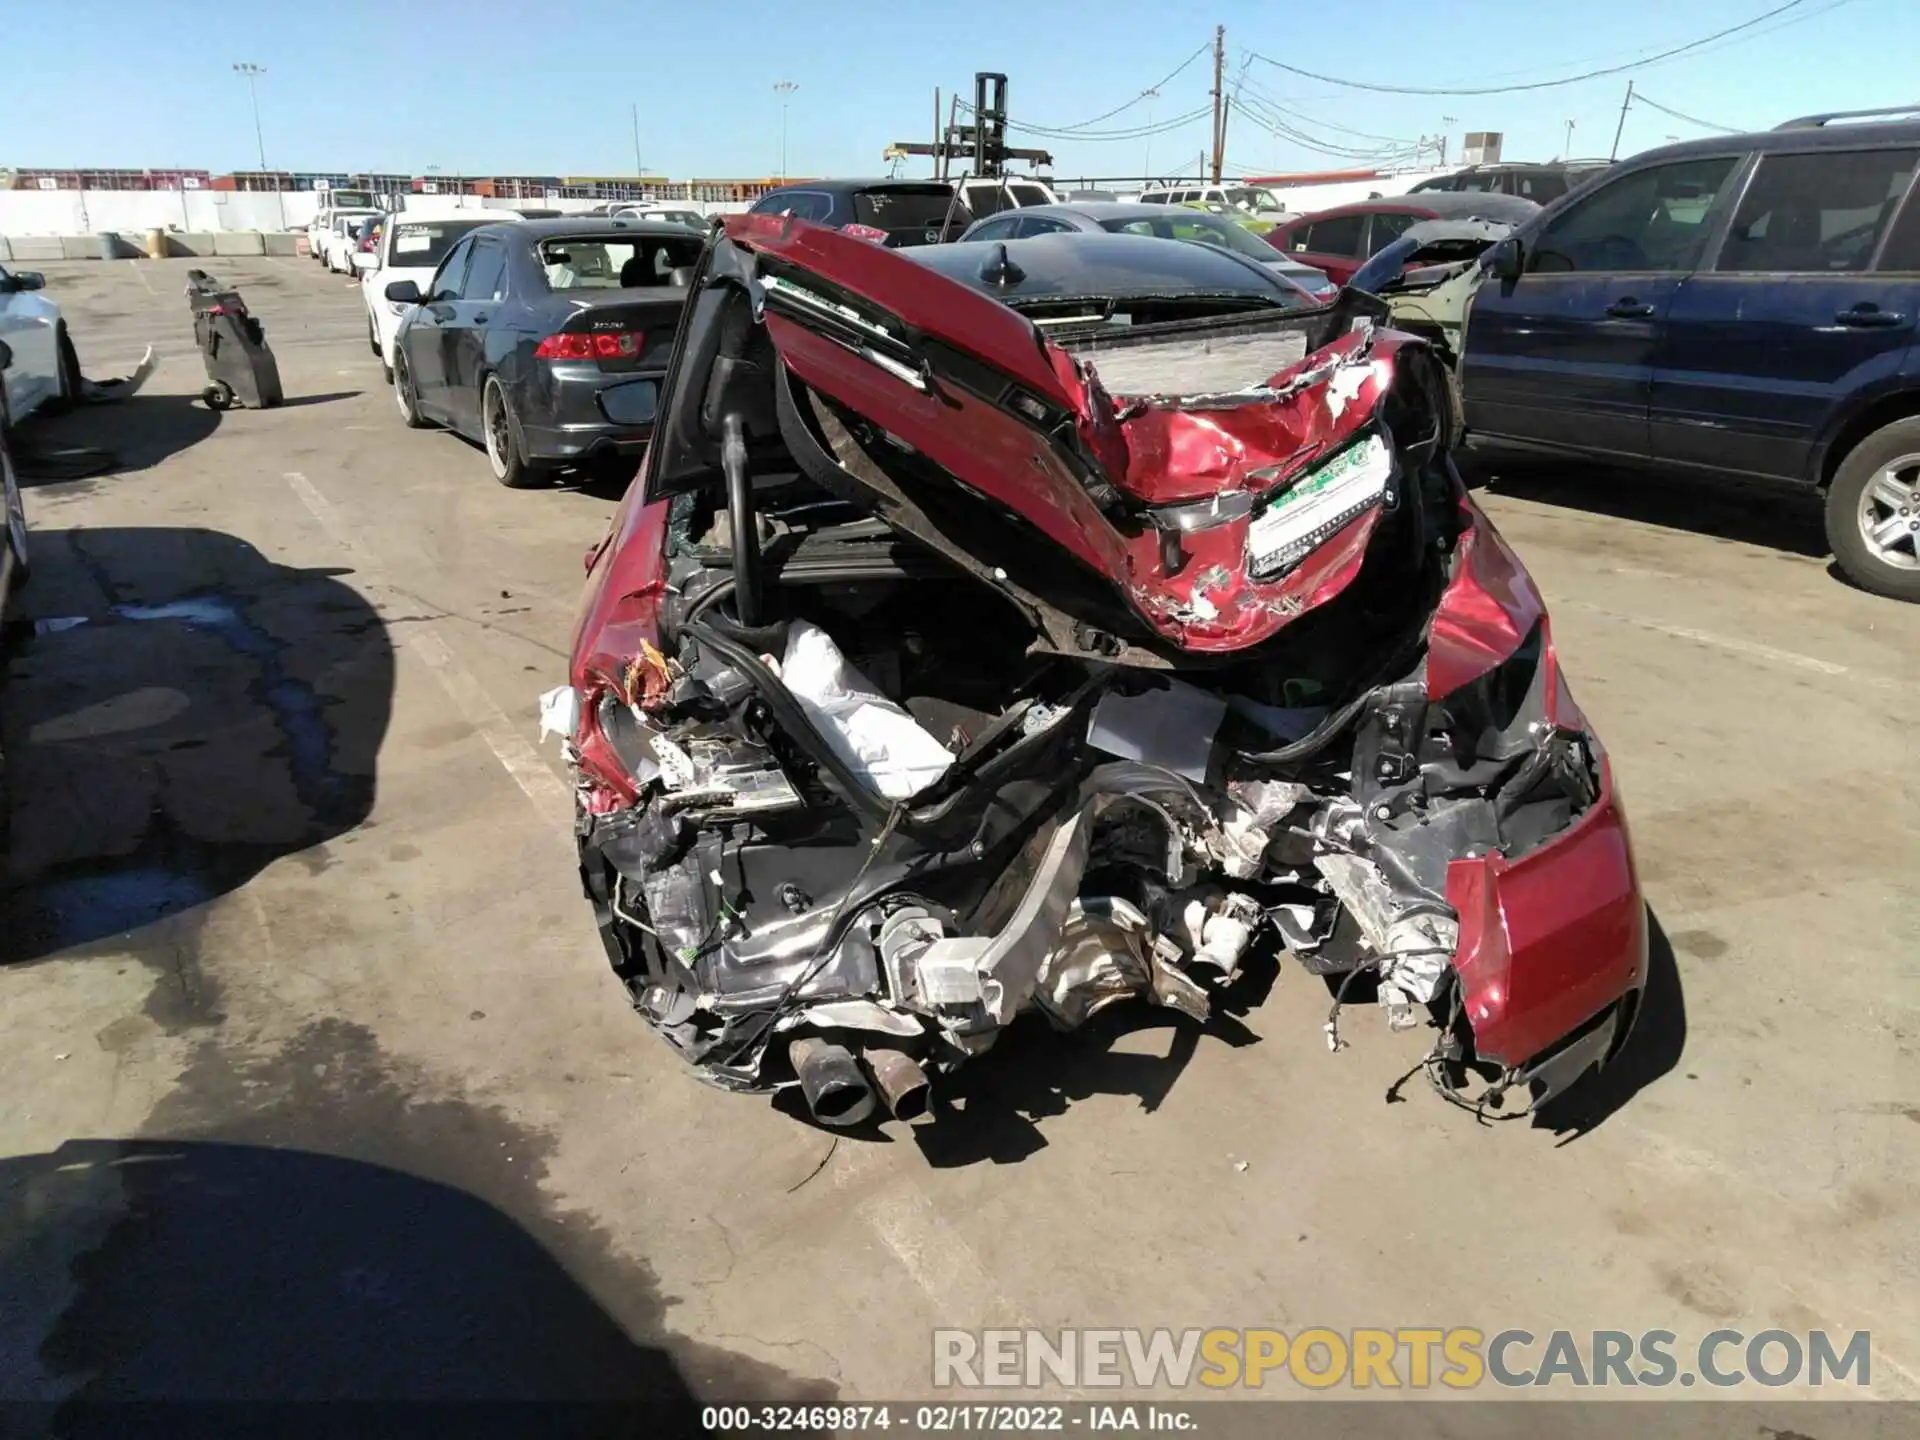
[842, 223, 889, 244]
[534, 330, 646, 361]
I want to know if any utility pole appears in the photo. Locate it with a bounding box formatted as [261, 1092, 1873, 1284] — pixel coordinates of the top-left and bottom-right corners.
[1208, 25, 1225, 184]
[1610, 80, 1635, 162]
[1563, 118, 1575, 160]
[774, 80, 798, 180]
[1441, 114, 1457, 167]
[233, 62, 268, 171]
[1142, 87, 1159, 181]
[631, 103, 643, 181]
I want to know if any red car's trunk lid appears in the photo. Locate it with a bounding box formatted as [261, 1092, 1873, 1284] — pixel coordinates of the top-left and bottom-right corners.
[675, 216, 1420, 656]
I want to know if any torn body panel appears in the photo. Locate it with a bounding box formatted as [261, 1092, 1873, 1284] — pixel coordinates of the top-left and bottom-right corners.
[561, 217, 1647, 1127]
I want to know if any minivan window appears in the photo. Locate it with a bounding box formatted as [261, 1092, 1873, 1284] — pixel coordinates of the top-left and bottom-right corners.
[1301, 213, 1365, 256]
[1513, 172, 1568, 202]
[1878, 192, 1920, 271]
[1529, 156, 1738, 273]
[1717, 148, 1920, 273]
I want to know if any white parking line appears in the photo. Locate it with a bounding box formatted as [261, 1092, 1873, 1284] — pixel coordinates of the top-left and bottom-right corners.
[283, 469, 572, 831]
[857, 1181, 1033, 1327]
[1570, 602, 1902, 689]
[125, 260, 155, 295]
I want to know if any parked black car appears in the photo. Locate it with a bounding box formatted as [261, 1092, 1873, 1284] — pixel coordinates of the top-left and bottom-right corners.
[747, 179, 974, 246]
[1461, 106, 1920, 600]
[386, 218, 702, 487]
[1411, 162, 1612, 204]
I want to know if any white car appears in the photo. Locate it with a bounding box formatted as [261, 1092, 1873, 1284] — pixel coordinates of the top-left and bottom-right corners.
[360, 212, 520, 379]
[322, 210, 380, 273]
[2, 338, 29, 601]
[609, 206, 710, 230]
[0, 265, 77, 429]
[954, 176, 1057, 220]
[1138, 183, 1292, 225]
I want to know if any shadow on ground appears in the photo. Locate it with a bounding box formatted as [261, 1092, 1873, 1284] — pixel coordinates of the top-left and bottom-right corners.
[862, 950, 1278, 1168]
[0, 526, 391, 973]
[1463, 448, 1829, 559]
[0, 1017, 836, 1419]
[12, 395, 219, 484]
[1535, 907, 1689, 1142]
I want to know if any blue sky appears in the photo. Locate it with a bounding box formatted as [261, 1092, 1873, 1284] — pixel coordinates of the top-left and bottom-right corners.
[7, 0, 1915, 182]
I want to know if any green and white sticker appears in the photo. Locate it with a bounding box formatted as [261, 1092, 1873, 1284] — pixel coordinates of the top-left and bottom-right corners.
[1246, 432, 1391, 578]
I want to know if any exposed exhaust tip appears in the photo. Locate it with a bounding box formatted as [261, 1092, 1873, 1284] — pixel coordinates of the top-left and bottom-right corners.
[867, 1049, 933, 1123]
[789, 1037, 878, 1128]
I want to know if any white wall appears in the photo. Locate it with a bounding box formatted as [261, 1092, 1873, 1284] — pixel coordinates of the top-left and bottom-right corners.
[0, 188, 315, 235]
[2, 188, 749, 236]
[1263, 169, 1450, 215]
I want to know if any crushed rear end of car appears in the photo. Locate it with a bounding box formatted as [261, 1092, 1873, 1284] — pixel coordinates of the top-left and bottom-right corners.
[555, 215, 1647, 1129]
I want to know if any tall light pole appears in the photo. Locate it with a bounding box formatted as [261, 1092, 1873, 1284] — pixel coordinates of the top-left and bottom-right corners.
[234, 63, 268, 172]
[774, 80, 798, 180]
[1440, 114, 1458, 167]
[1141, 87, 1160, 181]
[1563, 118, 1576, 160]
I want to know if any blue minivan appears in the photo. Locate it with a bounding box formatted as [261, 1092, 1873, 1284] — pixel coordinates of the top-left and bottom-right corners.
[1459, 107, 1920, 600]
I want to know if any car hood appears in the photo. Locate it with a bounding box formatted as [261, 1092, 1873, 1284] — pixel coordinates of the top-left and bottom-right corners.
[642, 214, 1448, 663]
[1347, 218, 1516, 297]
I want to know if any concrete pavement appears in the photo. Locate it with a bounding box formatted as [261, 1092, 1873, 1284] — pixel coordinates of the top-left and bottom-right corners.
[1, 255, 1915, 1419]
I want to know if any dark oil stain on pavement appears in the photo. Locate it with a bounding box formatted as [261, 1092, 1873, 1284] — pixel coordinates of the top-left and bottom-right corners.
[20, 1019, 835, 1419]
[0, 526, 391, 970]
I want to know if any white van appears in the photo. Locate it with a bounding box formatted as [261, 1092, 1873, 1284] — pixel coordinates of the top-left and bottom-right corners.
[953, 176, 1058, 220]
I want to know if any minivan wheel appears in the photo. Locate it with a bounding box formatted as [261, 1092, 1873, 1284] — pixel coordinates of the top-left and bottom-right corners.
[1826, 417, 1920, 602]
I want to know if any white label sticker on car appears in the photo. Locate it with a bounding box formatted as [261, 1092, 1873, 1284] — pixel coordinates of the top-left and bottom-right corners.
[394, 233, 432, 254]
[1246, 432, 1391, 578]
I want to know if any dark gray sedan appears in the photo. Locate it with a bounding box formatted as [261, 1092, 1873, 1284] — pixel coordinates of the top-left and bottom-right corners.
[957, 201, 1338, 302]
[386, 218, 703, 488]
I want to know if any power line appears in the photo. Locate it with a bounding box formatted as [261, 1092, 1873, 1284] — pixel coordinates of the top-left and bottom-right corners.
[957, 98, 1213, 141]
[1236, 75, 1421, 146]
[1633, 92, 1741, 133]
[1249, 0, 1815, 96]
[989, 43, 1211, 136]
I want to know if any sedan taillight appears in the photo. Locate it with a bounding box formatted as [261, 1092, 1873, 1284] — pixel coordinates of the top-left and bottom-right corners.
[534, 330, 645, 362]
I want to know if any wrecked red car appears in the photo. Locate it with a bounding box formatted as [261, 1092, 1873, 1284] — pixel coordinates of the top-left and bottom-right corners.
[555, 216, 1646, 1128]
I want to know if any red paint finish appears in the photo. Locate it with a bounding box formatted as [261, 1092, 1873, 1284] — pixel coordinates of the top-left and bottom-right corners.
[1429, 516, 1644, 1066]
[1425, 496, 1548, 700]
[1446, 756, 1647, 1068]
[740, 215, 1416, 653]
[568, 480, 675, 809]
[1267, 202, 1448, 286]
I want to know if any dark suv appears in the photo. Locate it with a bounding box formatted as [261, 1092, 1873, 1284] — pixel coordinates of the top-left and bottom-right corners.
[1411, 163, 1613, 204]
[1459, 107, 1920, 599]
[746, 180, 973, 247]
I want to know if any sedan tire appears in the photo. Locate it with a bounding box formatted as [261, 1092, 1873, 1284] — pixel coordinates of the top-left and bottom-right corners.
[393, 351, 429, 429]
[1826, 416, 1920, 603]
[48, 327, 82, 413]
[483, 377, 542, 489]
